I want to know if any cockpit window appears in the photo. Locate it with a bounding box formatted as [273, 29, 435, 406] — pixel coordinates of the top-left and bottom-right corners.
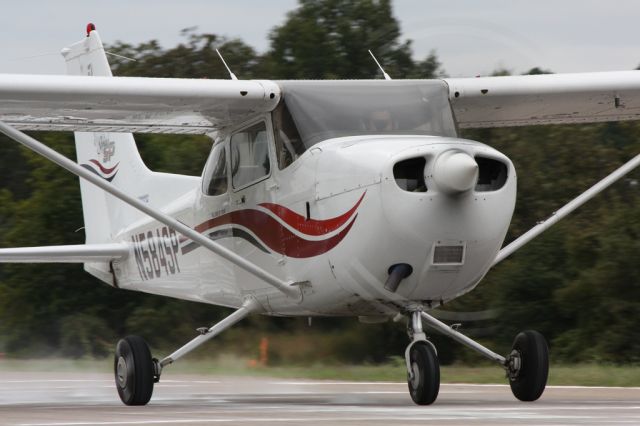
[202, 142, 227, 196]
[275, 80, 457, 161]
[230, 121, 270, 189]
[273, 101, 305, 169]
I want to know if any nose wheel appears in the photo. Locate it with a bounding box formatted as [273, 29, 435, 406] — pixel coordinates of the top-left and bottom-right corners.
[405, 311, 440, 405]
[407, 341, 440, 405]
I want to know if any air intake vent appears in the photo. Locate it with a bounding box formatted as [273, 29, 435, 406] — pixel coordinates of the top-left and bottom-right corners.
[393, 157, 427, 192]
[433, 245, 464, 264]
[475, 157, 508, 192]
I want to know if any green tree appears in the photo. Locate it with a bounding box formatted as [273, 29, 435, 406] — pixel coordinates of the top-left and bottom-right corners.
[264, 0, 441, 79]
[108, 28, 261, 80]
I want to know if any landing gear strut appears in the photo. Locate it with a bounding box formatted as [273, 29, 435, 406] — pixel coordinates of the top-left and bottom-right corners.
[113, 298, 260, 406]
[403, 309, 549, 405]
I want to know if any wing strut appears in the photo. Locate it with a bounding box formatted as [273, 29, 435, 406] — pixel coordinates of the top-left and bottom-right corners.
[0, 120, 301, 300]
[493, 152, 640, 266]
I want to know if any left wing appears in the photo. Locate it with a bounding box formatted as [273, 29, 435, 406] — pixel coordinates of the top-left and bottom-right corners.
[444, 71, 640, 128]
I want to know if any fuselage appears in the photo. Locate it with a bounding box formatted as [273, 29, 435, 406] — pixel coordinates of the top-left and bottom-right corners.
[112, 131, 516, 317]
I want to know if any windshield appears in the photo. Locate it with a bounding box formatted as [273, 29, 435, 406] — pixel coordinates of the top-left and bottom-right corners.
[274, 80, 457, 163]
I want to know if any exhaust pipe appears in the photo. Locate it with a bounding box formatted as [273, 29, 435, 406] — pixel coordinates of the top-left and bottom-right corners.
[384, 263, 413, 292]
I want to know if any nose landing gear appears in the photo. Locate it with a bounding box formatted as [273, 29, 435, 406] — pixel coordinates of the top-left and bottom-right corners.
[403, 309, 549, 406]
[405, 311, 440, 405]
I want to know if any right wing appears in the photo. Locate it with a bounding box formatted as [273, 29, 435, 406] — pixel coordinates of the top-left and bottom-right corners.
[0, 30, 280, 135]
[0, 74, 280, 134]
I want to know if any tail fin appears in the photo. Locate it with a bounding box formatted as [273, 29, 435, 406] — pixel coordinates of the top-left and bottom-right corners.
[64, 29, 153, 242]
[62, 28, 199, 283]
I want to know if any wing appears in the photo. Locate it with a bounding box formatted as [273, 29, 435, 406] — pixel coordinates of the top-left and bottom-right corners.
[0, 243, 128, 263]
[444, 71, 640, 129]
[0, 74, 280, 134]
[0, 29, 280, 134]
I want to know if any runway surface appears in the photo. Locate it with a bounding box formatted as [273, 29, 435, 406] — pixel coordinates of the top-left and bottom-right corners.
[1, 371, 639, 425]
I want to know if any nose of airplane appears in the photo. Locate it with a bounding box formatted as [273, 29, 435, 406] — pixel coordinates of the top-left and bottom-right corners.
[432, 151, 479, 194]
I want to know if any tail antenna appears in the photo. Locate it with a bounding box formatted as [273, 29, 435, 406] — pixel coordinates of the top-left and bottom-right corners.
[215, 49, 238, 80]
[105, 51, 137, 62]
[368, 50, 392, 80]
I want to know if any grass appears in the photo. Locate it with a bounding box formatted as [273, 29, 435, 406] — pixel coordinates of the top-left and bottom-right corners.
[1, 356, 639, 387]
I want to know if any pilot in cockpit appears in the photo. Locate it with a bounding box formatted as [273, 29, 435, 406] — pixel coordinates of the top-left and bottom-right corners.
[365, 109, 397, 132]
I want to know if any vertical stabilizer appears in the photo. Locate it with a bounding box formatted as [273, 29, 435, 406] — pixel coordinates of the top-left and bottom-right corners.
[61, 26, 199, 283]
[62, 28, 153, 245]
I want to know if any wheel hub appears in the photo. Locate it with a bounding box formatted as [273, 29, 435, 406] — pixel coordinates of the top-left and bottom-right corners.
[410, 361, 421, 389]
[116, 356, 128, 388]
[507, 349, 521, 380]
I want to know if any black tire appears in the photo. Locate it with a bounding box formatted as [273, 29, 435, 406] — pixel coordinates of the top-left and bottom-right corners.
[407, 341, 440, 405]
[114, 335, 154, 406]
[509, 330, 549, 402]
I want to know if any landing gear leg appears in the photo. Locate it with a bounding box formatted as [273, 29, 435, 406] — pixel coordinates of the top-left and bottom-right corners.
[418, 311, 549, 402]
[405, 311, 440, 405]
[113, 297, 261, 406]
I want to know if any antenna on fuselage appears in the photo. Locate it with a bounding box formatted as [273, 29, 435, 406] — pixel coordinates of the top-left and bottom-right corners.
[368, 49, 392, 80]
[215, 49, 238, 80]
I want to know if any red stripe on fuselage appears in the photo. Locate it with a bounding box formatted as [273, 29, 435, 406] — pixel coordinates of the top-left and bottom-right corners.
[258, 191, 366, 236]
[191, 210, 357, 258]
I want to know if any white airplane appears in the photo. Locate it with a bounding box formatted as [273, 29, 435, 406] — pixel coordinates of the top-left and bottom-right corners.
[1, 25, 639, 406]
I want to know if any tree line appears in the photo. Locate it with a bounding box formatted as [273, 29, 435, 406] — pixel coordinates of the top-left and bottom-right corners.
[0, 0, 639, 364]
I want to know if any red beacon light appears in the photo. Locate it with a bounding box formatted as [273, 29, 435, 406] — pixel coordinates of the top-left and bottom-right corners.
[86, 23, 96, 37]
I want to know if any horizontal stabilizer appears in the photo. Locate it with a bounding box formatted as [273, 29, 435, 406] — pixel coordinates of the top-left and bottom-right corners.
[0, 243, 129, 263]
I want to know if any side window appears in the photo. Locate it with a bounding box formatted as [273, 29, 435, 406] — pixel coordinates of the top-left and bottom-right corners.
[230, 122, 270, 189]
[203, 143, 227, 196]
[272, 101, 305, 169]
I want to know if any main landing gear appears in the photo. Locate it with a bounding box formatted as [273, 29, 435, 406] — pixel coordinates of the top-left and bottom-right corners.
[114, 335, 157, 405]
[113, 298, 260, 406]
[403, 309, 549, 405]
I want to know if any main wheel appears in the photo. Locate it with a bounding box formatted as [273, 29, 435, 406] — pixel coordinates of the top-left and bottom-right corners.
[508, 330, 549, 402]
[114, 335, 154, 406]
[407, 341, 440, 405]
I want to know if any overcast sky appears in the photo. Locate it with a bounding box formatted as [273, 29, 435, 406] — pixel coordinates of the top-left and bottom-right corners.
[2, 0, 639, 78]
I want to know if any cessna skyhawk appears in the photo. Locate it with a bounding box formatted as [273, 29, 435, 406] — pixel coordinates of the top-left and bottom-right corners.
[1, 26, 639, 406]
